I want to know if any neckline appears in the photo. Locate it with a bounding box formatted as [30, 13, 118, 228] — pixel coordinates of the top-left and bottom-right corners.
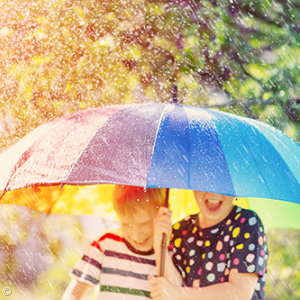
[196, 205, 237, 231]
[123, 238, 155, 256]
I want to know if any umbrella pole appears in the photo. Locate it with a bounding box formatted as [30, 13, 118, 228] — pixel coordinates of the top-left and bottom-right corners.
[159, 188, 169, 277]
[159, 84, 176, 277]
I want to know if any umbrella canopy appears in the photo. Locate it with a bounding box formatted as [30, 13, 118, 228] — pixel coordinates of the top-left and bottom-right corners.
[1, 103, 300, 202]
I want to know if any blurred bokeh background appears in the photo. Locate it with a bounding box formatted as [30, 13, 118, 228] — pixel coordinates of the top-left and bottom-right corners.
[0, 0, 300, 299]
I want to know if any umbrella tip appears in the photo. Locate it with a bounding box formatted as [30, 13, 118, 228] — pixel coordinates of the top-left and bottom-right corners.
[172, 85, 178, 104]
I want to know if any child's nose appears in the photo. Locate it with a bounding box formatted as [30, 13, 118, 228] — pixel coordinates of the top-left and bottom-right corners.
[206, 192, 220, 199]
[131, 226, 143, 238]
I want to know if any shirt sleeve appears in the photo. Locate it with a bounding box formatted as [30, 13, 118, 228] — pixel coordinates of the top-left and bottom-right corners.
[228, 211, 268, 277]
[69, 239, 104, 286]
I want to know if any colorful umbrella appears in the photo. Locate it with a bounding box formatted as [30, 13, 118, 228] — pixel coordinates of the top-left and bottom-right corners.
[1, 103, 300, 277]
[1, 103, 300, 228]
[1, 103, 300, 201]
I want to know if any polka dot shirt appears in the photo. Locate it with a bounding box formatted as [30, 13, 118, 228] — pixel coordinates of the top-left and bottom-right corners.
[170, 206, 268, 300]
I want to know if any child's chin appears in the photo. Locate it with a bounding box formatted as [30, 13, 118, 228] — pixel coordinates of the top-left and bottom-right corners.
[133, 239, 152, 251]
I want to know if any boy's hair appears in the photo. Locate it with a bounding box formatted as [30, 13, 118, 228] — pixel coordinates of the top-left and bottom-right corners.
[113, 185, 166, 215]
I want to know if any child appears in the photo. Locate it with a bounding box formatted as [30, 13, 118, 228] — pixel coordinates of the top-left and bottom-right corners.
[62, 185, 171, 300]
[149, 191, 268, 300]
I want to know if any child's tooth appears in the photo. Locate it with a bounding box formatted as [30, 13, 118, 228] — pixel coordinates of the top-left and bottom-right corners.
[208, 199, 220, 204]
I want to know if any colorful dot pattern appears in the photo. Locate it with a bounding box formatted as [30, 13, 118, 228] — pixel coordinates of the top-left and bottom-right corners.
[170, 206, 268, 300]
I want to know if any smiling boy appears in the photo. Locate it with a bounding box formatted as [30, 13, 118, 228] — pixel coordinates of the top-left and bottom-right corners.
[62, 185, 170, 300]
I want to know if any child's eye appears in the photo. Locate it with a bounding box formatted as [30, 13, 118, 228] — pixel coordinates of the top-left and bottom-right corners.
[140, 221, 151, 226]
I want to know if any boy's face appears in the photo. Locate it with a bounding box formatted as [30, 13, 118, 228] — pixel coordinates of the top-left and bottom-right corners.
[118, 205, 158, 252]
[194, 191, 234, 227]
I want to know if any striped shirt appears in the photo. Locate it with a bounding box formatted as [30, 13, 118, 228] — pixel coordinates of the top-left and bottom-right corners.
[70, 229, 157, 300]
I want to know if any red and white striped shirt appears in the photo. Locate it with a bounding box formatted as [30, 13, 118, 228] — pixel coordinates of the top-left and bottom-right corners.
[70, 229, 157, 300]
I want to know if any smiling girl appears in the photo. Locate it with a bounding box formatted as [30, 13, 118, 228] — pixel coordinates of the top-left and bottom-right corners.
[149, 191, 269, 300]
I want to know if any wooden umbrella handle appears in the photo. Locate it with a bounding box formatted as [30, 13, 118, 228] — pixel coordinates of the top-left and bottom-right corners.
[159, 233, 167, 277]
[159, 188, 169, 277]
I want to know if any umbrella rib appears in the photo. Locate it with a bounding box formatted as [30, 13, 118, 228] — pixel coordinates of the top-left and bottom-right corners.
[200, 108, 237, 197]
[224, 115, 273, 198]
[183, 106, 191, 190]
[1, 121, 64, 192]
[215, 113, 291, 199]
[145, 103, 169, 188]
[105, 122, 133, 180]
[61, 105, 133, 186]
[61, 132, 97, 187]
[245, 117, 300, 171]
[249, 126, 300, 202]
[63, 103, 163, 187]
[243, 123, 300, 200]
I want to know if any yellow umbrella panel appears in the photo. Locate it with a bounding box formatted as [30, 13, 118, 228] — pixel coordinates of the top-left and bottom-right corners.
[1, 185, 299, 229]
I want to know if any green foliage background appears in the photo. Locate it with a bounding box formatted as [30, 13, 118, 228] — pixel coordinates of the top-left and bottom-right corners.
[1, 0, 300, 150]
[0, 0, 299, 299]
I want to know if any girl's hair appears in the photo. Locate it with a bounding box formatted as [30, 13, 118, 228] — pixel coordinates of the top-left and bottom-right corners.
[113, 185, 166, 215]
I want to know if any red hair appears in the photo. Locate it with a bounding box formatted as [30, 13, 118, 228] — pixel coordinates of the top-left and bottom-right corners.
[113, 185, 166, 215]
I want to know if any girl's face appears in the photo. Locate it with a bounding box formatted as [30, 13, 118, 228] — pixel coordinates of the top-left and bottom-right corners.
[194, 191, 234, 228]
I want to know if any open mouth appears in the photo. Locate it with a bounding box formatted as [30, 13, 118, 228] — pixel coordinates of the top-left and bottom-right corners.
[205, 199, 222, 211]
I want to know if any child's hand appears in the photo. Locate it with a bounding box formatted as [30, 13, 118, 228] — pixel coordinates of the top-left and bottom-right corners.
[148, 275, 184, 300]
[153, 207, 172, 254]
